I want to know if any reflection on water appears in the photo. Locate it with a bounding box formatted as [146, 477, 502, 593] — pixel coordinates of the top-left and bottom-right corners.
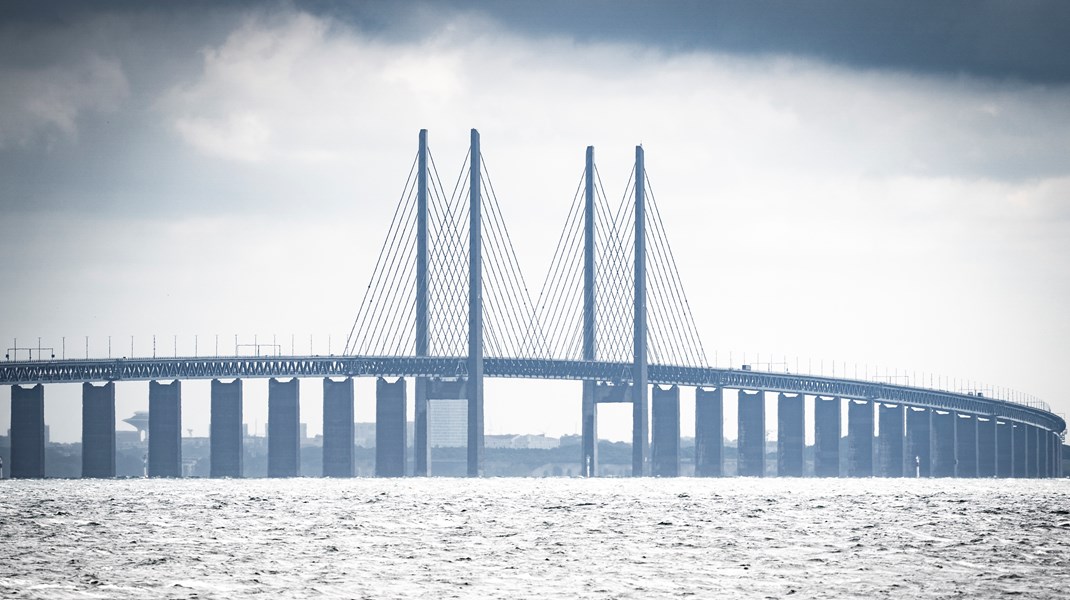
[1, 478, 1068, 598]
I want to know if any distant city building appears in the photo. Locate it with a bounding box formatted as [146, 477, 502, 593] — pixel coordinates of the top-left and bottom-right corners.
[429, 399, 467, 448]
[486, 434, 560, 450]
[122, 411, 149, 442]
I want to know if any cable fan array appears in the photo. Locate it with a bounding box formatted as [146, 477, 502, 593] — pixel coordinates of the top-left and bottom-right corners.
[344, 145, 546, 359]
[345, 143, 707, 369]
[534, 161, 708, 368]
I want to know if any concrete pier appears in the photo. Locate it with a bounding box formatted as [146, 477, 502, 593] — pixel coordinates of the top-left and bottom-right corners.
[1038, 425, 1049, 478]
[651, 385, 680, 477]
[414, 378, 429, 476]
[1012, 423, 1027, 477]
[777, 393, 804, 477]
[847, 400, 873, 477]
[813, 396, 840, 477]
[322, 377, 354, 477]
[81, 382, 116, 478]
[694, 387, 724, 477]
[10, 384, 45, 479]
[930, 410, 956, 478]
[737, 390, 765, 477]
[148, 380, 182, 478]
[210, 379, 243, 478]
[906, 407, 931, 477]
[877, 403, 904, 478]
[1027, 425, 1040, 478]
[996, 420, 1012, 478]
[977, 418, 997, 478]
[955, 414, 977, 478]
[268, 378, 300, 478]
[376, 377, 407, 477]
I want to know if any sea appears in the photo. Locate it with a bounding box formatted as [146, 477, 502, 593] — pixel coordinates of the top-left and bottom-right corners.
[1, 478, 1067, 599]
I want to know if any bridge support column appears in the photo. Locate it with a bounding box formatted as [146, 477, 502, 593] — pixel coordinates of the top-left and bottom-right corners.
[996, 420, 1012, 477]
[1056, 432, 1064, 478]
[651, 385, 680, 477]
[323, 377, 354, 477]
[414, 379, 429, 476]
[906, 407, 931, 477]
[1012, 423, 1027, 477]
[81, 382, 115, 478]
[877, 403, 904, 477]
[977, 417, 996, 478]
[10, 384, 45, 479]
[1038, 426, 1050, 478]
[777, 393, 804, 477]
[1028, 425, 1041, 478]
[210, 379, 243, 478]
[847, 400, 873, 477]
[814, 396, 840, 477]
[930, 410, 956, 477]
[737, 390, 765, 477]
[376, 377, 407, 477]
[955, 414, 977, 478]
[268, 378, 300, 478]
[148, 380, 182, 478]
[581, 381, 597, 477]
[695, 387, 723, 477]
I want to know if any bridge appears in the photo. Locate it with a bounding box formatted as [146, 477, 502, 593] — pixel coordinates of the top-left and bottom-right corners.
[3, 129, 1064, 479]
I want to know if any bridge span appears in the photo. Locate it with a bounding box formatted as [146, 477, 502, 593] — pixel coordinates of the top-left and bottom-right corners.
[4, 129, 1065, 479]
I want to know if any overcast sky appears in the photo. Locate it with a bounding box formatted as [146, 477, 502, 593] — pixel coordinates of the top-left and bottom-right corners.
[2, 1, 1069, 444]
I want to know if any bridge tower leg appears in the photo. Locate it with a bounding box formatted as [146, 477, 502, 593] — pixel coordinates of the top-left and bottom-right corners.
[777, 393, 804, 477]
[148, 380, 182, 477]
[996, 419, 1012, 477]
[694, 387, 724, 477]
[323, 377, 354, 477]
[846, 399, 873, 477]
[581, 145, 598, 477]
[81, 382, 115, 478]
[955, 414, 978, 478]
[467, 128, 484, 477]
[10, 384, 45, 478]
[813, 396, 840, 477]
[651, 385, 680, 477]
[930, 410, 957, 477]
[877, 403, 904, 477]
[737, 390, 765, 476]
[210, 378, 243, 478]
[632, 145, 649, 477]
[414, 129, 431, 477]
[268, 378, 300, 478]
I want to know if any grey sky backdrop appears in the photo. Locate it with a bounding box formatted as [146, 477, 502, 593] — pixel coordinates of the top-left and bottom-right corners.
[2, 1, 1069, 443]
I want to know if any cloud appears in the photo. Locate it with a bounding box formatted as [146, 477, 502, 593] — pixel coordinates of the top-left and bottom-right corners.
[0, 53, 129, 148]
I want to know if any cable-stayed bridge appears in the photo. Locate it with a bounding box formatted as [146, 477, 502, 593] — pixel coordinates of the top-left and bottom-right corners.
[1, 129, 1064, 480]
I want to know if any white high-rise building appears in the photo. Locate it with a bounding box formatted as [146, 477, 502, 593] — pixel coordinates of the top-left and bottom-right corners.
[429, 399, 467, 448]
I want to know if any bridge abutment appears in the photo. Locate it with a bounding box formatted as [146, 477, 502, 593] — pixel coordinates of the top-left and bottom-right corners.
[268, 378, 300, 478]
[81, 382, 115, 478]
[694, 387, 723, 477]
[777, 392, 804, 477]
[814, 396, 840, 477]
[376, 377, 407, 477]
[651, 385, 680, 477]
[737, 390, 765, 476]
[323, 377, 354, 477]
[210, 379, 243, 478]
[877, 403, 904, 478]
[148, 380, 182, 478]
[10, 384, 45, 479]
[847, 400, 873, 477]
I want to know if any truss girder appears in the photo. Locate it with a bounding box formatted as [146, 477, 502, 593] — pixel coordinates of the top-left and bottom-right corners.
[0, 357, 1062, 432]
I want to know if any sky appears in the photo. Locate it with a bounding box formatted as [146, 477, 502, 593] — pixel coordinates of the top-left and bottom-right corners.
[1, 1, 1069, 444]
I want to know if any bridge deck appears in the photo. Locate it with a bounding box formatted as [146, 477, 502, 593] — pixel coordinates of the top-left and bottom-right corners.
[0, 355, 1062, 432]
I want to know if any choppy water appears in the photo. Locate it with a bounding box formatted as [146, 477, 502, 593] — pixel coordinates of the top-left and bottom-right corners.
[1, 478, 1068, 599]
